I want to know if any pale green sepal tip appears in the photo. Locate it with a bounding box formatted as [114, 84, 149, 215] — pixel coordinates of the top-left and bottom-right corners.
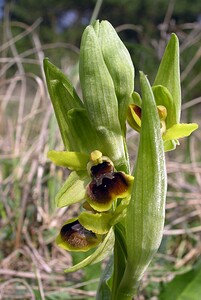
[64, 227, 115, 273]
[47, 150, 89, 170]
[163, 123, 198, 141]
[163, 139, 177, 152]
[56, 171, 90, 208]
[131, 91, 142, 106]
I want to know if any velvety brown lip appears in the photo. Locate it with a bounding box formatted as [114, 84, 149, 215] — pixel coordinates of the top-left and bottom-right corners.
[87, 172, 129, 204]
[60, 220, 97, 248]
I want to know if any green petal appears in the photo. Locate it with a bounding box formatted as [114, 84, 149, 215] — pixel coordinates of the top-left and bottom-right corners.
[64, 227, 115, 272]
[47, 150, 89, 170]
[78, 212, 112, 234]
[163, 139, 179, 152]
[56, 171, 90, 208]
[153, 34, 181, 124]
[163, 123, 198, 141]
[152, 85, 175, 128]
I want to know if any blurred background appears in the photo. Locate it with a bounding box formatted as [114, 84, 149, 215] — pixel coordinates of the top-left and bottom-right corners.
[0, 0, 201, 299]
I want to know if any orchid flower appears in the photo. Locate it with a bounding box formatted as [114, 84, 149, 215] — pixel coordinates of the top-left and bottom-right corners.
[127, 34, 198, 152]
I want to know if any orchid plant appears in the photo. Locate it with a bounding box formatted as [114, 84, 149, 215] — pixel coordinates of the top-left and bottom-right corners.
[44, 20, 198, 299]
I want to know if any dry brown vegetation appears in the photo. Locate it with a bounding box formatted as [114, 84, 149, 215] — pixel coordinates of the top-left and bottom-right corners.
[0, 14, 201, 300]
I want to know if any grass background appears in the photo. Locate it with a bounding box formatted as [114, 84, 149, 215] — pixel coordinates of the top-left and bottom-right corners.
[0, 1, 201, 299]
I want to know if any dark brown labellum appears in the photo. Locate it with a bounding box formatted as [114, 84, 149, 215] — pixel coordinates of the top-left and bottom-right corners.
[60, 220, 98, 248]
[87, 171, 129, 204]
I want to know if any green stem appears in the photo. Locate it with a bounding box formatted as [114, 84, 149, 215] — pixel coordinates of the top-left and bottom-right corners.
[111, 224, 128, 300]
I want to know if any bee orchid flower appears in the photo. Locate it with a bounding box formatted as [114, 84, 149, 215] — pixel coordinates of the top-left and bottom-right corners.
[127, 34, 198, 152]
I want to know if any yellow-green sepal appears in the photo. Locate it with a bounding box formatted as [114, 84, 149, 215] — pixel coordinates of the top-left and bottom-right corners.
[56, 171, 90, 208]
[163, 123, 198, 141]
[163, 139, 179, 152]
[47, 150, 89, 170]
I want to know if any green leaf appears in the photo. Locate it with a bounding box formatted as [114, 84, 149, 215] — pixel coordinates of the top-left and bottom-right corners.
[79, 212, 112, 234]
[159, 265, 201, 300]
[47, 150, 89, 170]
[118, 72, 167, 298]
[163, 123, 198, 141]
[56, 171, 90, 208]
[43, 58, 83, 150]
[79, 22, 127, 170]
[64, 227, 115, 273]
[153, 34, 181, 124]
[99, 20, 134, 129]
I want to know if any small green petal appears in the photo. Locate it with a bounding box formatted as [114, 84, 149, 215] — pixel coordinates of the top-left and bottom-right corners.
[47, 150, 89, 170]
[79, 212, 112, 234]
[65, 227, 115, 273]
[163, 123, 198, 141]
[152, 85, 175, 128]
[56, 171, 90, 208]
